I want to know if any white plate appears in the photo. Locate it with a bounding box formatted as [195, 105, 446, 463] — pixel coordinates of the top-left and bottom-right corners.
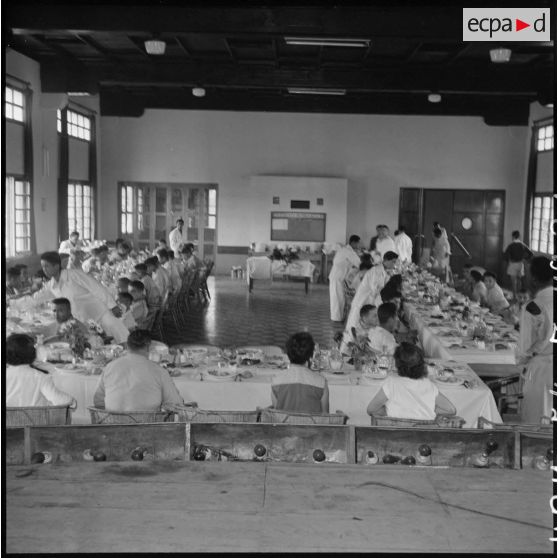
[203, 369, 238, 382]
[433, 376, 465, 387]
[46, 341, 70, 349]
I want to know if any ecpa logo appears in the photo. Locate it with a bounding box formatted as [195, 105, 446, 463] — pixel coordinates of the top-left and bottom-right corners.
[463, 8, 550, 41]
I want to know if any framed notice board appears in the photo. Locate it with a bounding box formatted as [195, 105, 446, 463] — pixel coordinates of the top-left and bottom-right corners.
[270, 212, 326, 242]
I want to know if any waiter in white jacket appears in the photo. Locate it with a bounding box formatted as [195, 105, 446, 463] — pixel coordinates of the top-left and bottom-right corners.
[345, 251, 399, 331]
[516, 256, 554, 424]
[26, 251, 129, 344]
[328, 235, 361, 322]
[169, 218, 185, 257]
[394, 225, 413, 264]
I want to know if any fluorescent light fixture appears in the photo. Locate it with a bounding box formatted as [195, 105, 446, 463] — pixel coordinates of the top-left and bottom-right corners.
[192, 87, 206, 98]
[288, 88, 346, 96]
[285, 37, 370, 48]
[144, 39, 166, 55]
[489, 47, 511, 63]
[428, 93, 442, 103]
[67, 92, 91, 96]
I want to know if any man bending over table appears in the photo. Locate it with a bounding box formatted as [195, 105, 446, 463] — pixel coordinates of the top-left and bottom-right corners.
[93, 330, 184, 412]
[17, 251, 129, 345]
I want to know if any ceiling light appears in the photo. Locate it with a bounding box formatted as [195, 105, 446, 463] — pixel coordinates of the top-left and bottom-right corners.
[427, 93, 442, 103]
[192, 87, 206, 98]
[287, 88, 346, 96]
[489, 47, 512, 63]
[67, 92, 91, 96]
[284, 37, 370, 48]
[144, 39, 166, 55]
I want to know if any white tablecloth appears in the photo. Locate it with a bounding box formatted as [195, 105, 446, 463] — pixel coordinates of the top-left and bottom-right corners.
[51, 358, 501, 428]
[246, 257, 315, 282]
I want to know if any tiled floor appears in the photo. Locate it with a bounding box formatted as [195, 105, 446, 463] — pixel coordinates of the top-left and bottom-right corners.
[161, 276, 344, 349]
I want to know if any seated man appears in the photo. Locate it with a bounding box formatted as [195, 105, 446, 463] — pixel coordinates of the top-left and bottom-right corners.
[13, 264, 31, 290]
[340, 304, 377, 356]
[117, 292, 137, 331]
[271, 332, 329, 414]
[367, 302, 399, 355]
[93, 329, 184, 412]
[128, 280, 151, 330]
[6, 266, 23, 297]
[157, 248, 182, 295]
[58, 230, 86, 269]
[6, 333, 76, 408]
[483, 272, 510, 314]
[470, 270, 488, 304]
[134, 263, 162, 327]
[152, 238, 168, 255]
[82, 247, 102, 274]
[180, 243, 204, 275]
[30, 269, 47, 293]
[43, 297, 91, 343]
[145, 256, 171, 302]
[460, 263, 486, 297]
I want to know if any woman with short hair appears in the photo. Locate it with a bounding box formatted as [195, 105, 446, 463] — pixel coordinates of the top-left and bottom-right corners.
[5, 334, 76, 407]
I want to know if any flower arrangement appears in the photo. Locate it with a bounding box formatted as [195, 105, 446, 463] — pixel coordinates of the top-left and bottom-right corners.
[59, 319, 91, 359]
[87, 320, 110, 346]
[334, 329, 377, 370]
[269, 246, 300, 265]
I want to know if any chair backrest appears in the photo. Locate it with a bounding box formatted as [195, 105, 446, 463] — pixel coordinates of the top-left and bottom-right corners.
[171, 404, 260, 423]
[87, 406, 174, 424]
[260, 408, 348, 425]
[6, 405, 72, 427]
[371, 415, 465, 428]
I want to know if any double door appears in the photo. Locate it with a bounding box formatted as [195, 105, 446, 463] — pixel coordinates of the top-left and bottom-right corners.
[398, 188, 505, 277]
[119, 182, 217, 261]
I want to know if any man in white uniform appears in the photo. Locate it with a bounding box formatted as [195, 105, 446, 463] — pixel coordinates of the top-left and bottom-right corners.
[169, 218, 185, 257]
[373, 226, 397, 263]
[24, 251, 129, 344]
[328, 235, 361, 322]
[58, 231, 86, 269]
[345, 251, 399, 331]
[394, 225, 413, 264]
[516, 256, 554, 424]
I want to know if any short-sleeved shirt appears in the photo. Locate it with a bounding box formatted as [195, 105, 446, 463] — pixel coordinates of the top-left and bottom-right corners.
[382, 374, 439, 420]
[367, 326, 398, 355]
[271, 364, 327, 414]
[486, 284, 510, 313]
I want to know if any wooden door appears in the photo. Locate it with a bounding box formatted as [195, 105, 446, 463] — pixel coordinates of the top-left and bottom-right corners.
[398, 187, 422, 262]
[422, 190, 454, 261]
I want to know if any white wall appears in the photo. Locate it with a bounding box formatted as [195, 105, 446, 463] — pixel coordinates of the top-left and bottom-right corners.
[101, 109, 529, 272]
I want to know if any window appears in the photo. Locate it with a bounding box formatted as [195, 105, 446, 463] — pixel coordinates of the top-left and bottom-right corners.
[206, 188, 217, 229]
[120, 185, 134, 234]
[5, 86, 25, 123]
[68, 182, 95, 240]
[57, 109, 91, 140]
[529, 194, 554, 255]
[5, 176, 31, 256]
[536, 124, 554, 152]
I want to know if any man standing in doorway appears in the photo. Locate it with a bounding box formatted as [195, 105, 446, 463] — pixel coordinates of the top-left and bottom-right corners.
[169, 218, 185, 257]
[328, 235, 361, 322]
[373, 225, 396, 264]
[394, 225, 413, 264]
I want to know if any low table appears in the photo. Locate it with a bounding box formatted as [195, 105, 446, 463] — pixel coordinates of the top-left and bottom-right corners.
[246, 257, 315, 294]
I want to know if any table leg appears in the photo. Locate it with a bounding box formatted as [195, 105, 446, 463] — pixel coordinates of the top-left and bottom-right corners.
[249, 278, 254, 293]
[304, 278, 309, 294]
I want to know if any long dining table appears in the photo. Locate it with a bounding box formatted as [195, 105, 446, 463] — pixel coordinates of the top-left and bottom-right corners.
[47, 345, 502, 428]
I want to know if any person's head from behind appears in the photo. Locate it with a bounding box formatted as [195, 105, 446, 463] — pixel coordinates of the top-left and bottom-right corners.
[349, 235, 360, 249]
[7, 334, 37, 366]
[517, 288, 530, 307]
[6, 267, 22, 288]
[433, 229, 442, 239]
[530, 256, 553, 290]
[167, 250, 175, 261]
[398, 225, 406, 235]
[385, 273, 402, 292]
[483, 271, 497, 290]
[118, 291, 133, 311]
[360, 304, 377, 328]
[52, 297, 72, 323]
[512, 230, 520, 240]
[470, 270, 483, 284]
[40, 251, 62, 279]
[69, 231, 79, 243]
[157, 248, 169, 264]
[115, 238, 124, 249]
[382, 251, 399, 271]
[359, 254, 373, 272]
[127, 329, 152, 354]
[144, 256, 159, 274]
[134, 263, 148, 278]
[286, 332, 315, 365]
[394, 342, 426, 380]
[117, 277, 131, 293]
[377, 302, 397, 333]
[117, 241, 131, 258]
[129, 280, 146, 301]
[380, 286, 402, 310]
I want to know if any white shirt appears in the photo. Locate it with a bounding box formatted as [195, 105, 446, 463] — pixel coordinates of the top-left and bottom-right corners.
[152, 268, 171, 300]
[32, 268, 117, 323]
[394, 233, 413, 263]
[169, 227, 184, 256]
[6, 364, 74, 407]
[59, 238, 85, 255]
[163, 261, 182, 294]
[485, 284, 509, 313]
[93, 352, 184, 412]
[367, 326, 398, 355]
[375, 237, 396, 258]
[382, 375, 439, 420]
[518, 286, 554, 360]
[328, 244, 361, 282]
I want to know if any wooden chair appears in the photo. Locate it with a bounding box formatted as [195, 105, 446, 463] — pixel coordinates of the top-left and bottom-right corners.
[485, 374, 523, 415]
[199, 260, 214, 302]
[477, 416, 553, 431]
[149, 307, 165, 343]
[169, 272, 194, 330]
[260, 408, 348, 425]
[170, 403, 260, 423]
[6, 405, 73, 427]
[87, 406, 174, 424]
[370, 415, 465, 428]
[342, 279, 355, 322]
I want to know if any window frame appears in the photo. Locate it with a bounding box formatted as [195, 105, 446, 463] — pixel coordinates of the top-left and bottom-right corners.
[5, 84, 25, 124]
[535, 123, 554, 153]
[57, 108, 91, 142]
[68, 179, 95, 241]
[5, 175, 32, 256]
[528, 192, 554, 256]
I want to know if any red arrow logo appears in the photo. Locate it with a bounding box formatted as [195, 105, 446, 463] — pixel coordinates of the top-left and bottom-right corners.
[516, 18, 530, 31]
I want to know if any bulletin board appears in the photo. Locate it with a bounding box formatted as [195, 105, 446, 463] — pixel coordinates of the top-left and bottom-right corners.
[270, 212, 326, 242]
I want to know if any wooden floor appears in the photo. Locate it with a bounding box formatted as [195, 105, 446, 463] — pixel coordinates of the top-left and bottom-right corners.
[6, 461, 554, 553]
